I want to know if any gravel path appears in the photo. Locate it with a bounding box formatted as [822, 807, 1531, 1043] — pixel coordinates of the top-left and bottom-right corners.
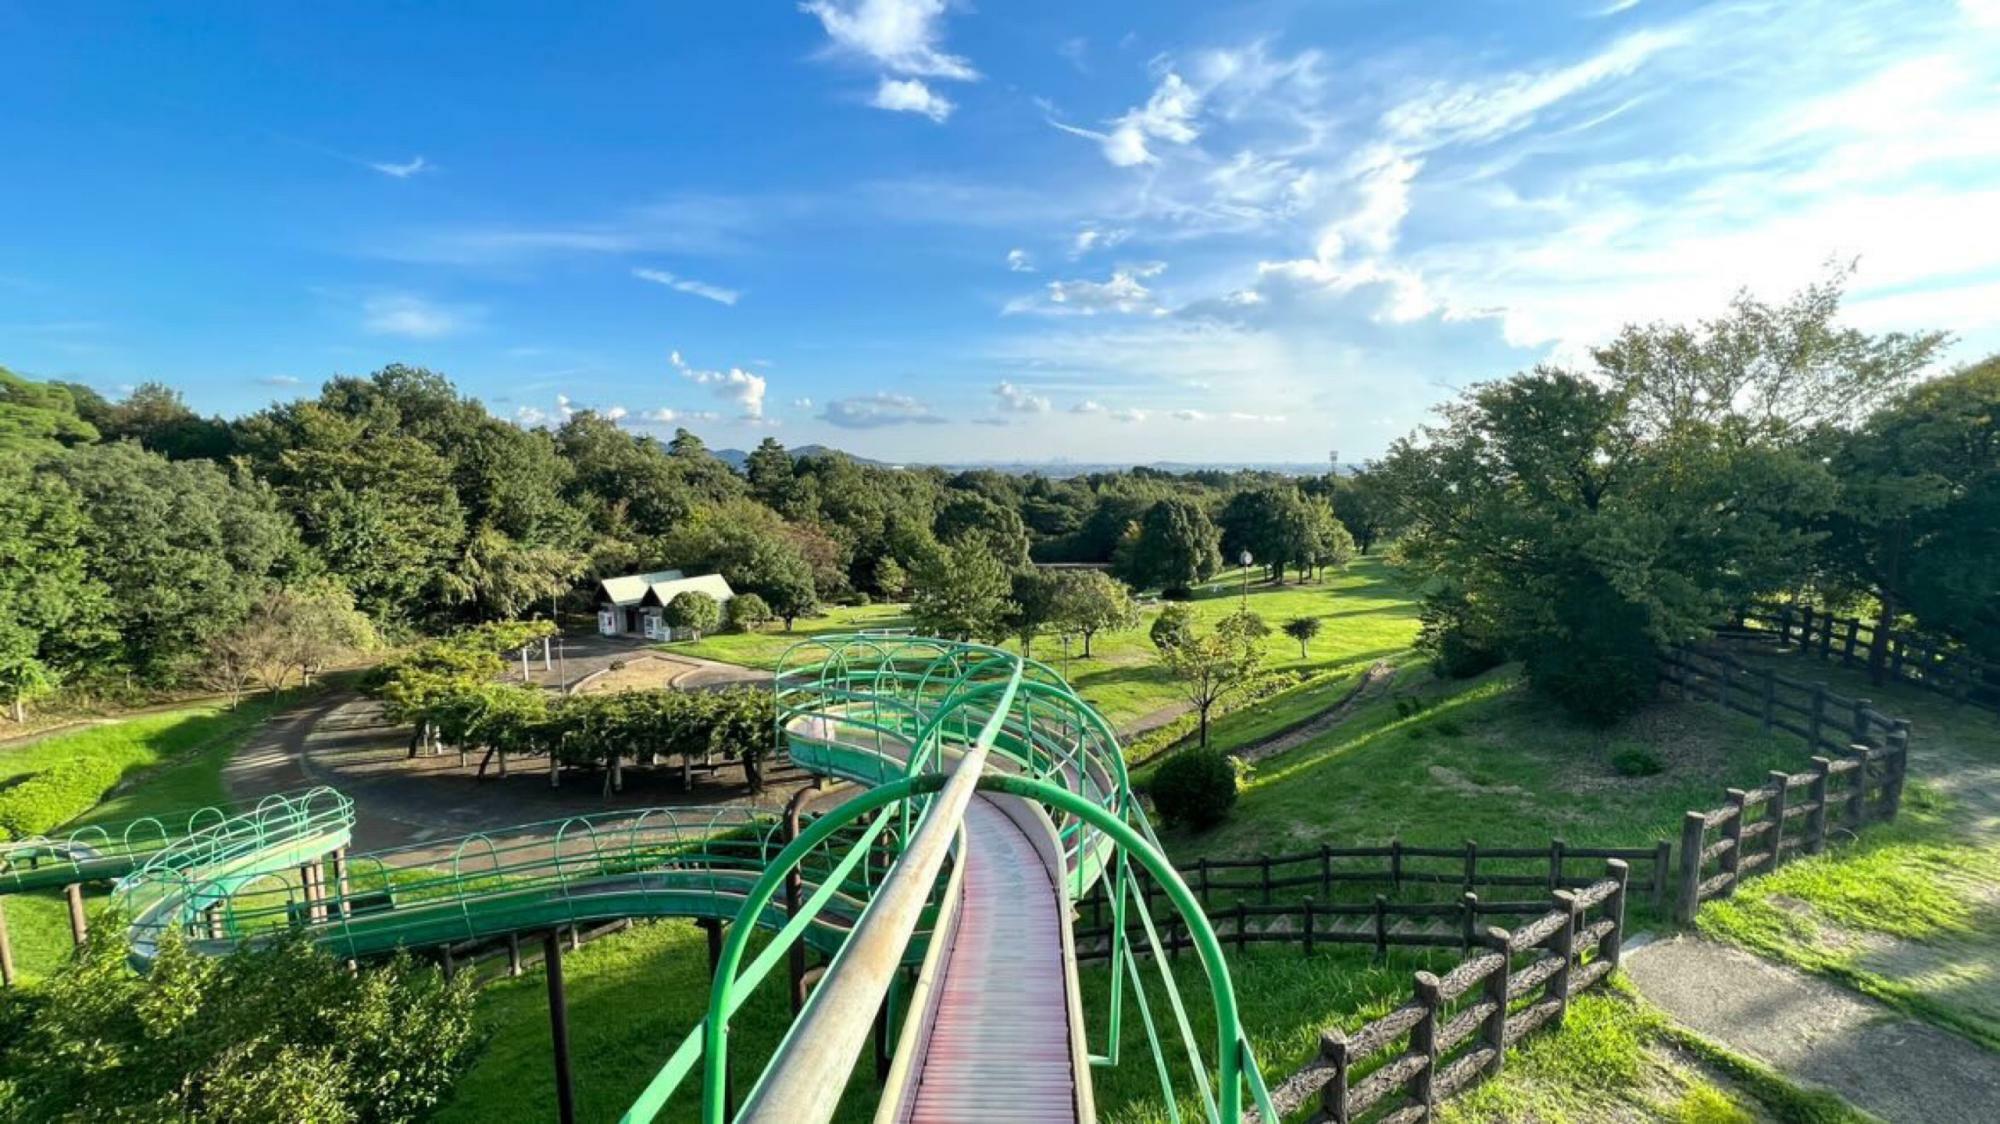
[1624, 935, 2000, 1123]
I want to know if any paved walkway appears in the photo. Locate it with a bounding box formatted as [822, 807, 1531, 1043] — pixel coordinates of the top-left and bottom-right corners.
[1624, 935, 1999, 1123]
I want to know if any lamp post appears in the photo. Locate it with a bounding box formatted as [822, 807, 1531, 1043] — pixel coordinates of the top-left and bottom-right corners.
[1238, 549, 1253, 609]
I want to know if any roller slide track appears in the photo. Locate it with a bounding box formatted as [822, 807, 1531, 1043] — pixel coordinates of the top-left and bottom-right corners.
[103, 635, 1275, 1123]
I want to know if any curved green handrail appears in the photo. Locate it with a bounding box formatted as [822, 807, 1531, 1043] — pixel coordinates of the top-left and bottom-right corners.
[620, 634, 1272, 1124]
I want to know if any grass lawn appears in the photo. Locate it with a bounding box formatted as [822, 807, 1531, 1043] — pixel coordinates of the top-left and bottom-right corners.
[1162, 664, 1827, 871]
[675, 556, 1421, 736]
[434, 919, 882, 1124]
[1688, 650, 2000, 1051]
[1445, 982, 1875, 1124]
[0, 686, 318, 983]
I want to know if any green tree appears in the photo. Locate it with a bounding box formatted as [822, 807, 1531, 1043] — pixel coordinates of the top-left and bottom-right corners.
[934, 490, 1031, 569]
[439, 525, 582, 622]
[1049, 570, 1138, 657]
[48, 441, 302, 681]
[910, 541, 1013, 641]
[1282, 615, 1323, 658]
[726, 591, 773, 632]
[1825, 355, 2000, 674]
[1153, 612, 1265, 748]
[663, 590, 721, 640]
[1305, 498, 1355, 579]
[745, 436, 795, 507]
[1382, 274, 1942, 721]
[0, 366, 99, 453]
[1149, 603, 1197, 651]
[1219, 484, 1314, 582]
[1008, 569, 1064, 657]
[1123, 497, 1221, 595]
[1327, 469, 1404, 555]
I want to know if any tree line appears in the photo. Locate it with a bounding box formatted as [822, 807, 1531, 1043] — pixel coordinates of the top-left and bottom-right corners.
[1376, 272, 1997, 722]
[1, 361, 1373, 719]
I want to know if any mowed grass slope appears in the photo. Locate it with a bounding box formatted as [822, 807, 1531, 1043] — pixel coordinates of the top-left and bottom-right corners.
[675, 556, 1420, 734]
[0, 688, 311, 983]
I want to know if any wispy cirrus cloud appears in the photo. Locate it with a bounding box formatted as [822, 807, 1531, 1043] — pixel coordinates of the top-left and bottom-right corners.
[633, 267, 741, 306]
[360, 293, 478, 338]
[369, 155, 430, 178]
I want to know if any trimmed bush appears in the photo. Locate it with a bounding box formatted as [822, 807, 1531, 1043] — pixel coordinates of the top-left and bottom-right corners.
[1149, 748, 1239, 830]
[725, 593, 772, 632]
[0, 754, 127, 839]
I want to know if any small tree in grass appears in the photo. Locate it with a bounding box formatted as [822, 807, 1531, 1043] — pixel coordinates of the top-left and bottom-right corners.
[726, 592, 772, 632]
[663, 591, 721, 640]
[1051, 570, 1139, 657]
[1282, 615, 1323, 658]
[1154, 610, 1266, 748]
[1150, 748, 1238, 829]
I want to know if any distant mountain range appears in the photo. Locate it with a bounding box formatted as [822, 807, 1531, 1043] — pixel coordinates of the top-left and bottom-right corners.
[713, 445, 1340, 478]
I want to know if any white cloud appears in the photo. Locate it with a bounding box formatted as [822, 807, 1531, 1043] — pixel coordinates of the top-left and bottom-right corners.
[1071, 399, 1149, 423]
[1006, 248, 1036, 272]
[801, 0, 977, 80]
[633, 267, 741, 306]
[791, 396, 814, 409]
[641, 407, 721, 424]
[670, 349, 768, 419]
[1964, 0, 2000, 29]
[369, 155, 430, 178]
[1103, 72, 1202, 166]
[1013, 262, 1167, 316]
[993, 381, 1051, 413]
[604, 405, 629, 421]
[1171, 408, 1205, 421]
[361, 293, 474, 338]
[819, 392, 947, 428]
[514, 405, 548, 426]
[871, 77, 955, 122]
[1070, 226, 1130, 257]
[257, 375, 301, 387]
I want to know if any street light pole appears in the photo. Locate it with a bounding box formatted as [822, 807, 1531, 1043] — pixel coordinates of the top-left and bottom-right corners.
[1238, 549, 1253, 610]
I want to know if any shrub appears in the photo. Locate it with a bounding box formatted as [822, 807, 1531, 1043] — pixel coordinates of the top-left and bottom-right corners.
[725, 593, 772, 632]
[0, 928, 476, 1123]
[0, 754, 126, 839]
[1149, 749, 1239, 830]
[1610, 744, 1665, 777]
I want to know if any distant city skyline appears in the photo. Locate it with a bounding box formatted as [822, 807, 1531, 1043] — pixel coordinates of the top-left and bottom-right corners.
[5, 0, 1998, 461]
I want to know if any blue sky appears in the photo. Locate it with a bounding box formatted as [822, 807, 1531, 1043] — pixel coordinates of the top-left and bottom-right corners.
[5, 0, 1999, 462]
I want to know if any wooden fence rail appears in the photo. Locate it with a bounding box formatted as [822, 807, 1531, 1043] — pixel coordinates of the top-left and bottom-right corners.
[1078, 838, 1669, 925]
[1726, 604, 2000, 714]
[1248, 861, 1630, 1124]
[1662, 644, 1909, 923]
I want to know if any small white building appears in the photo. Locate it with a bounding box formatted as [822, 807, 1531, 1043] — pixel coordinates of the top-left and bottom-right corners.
[596, 570, 736, 641]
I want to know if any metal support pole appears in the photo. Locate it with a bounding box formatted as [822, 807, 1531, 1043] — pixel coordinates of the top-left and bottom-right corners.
[65, 882, 88, 947]
[543, 930, 577, 1124]
[0, 898, 15, 987]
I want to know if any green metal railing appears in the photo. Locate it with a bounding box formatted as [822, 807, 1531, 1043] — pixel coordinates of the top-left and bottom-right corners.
[1, 801, 239, 894]
[620, 635, 1274, 1124]
[97, 635, 1273, 1122]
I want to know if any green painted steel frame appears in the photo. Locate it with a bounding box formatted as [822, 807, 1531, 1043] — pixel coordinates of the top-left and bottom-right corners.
[619, 634, 1271, 1124]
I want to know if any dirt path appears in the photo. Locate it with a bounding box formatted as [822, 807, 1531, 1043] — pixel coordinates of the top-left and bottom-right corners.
[1624, 935, 1998, 1123]
[1231, 661, 1399, 766]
